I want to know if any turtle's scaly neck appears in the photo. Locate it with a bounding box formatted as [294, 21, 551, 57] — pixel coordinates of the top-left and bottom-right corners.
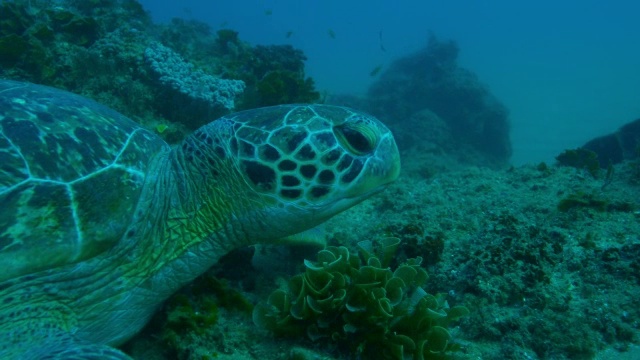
[0, 129, 268, 349]
[123, 127, 266, 297]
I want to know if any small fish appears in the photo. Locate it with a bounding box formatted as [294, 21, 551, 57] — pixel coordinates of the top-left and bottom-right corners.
[379, 30, 387, 52]
[286, 30, 294, 38]
[369, 64, 383, 77]
[328, 29, 336, 39]
[264, 9, 272, 16]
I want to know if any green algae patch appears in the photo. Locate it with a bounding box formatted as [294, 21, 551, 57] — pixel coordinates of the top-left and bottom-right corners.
[253, 238, 468, 359]
[556, 148, 601, 178]
[557, 191, 635, 213]
[557, 192, 608, 212]
[161, 293, 219, 349]
[159, 274, 253, 351]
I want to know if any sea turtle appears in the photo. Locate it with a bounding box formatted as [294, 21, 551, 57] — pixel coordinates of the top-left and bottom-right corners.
[0, 80, 400, 359]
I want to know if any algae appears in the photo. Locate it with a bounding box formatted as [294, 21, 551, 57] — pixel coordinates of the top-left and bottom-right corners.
[253, 238, 468, 359]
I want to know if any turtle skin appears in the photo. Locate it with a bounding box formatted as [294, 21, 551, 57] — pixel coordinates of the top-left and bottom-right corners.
[0, 80, 400, 359]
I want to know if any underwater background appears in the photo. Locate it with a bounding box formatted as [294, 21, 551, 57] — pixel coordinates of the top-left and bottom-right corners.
[1, 0, 639, 359]
[139, 0, 640, 165]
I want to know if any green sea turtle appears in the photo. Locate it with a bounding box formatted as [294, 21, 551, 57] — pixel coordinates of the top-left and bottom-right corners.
[0, 80, 400, 359]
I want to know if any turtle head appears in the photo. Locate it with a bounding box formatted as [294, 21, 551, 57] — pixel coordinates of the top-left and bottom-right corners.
[229, 104, 400, 230]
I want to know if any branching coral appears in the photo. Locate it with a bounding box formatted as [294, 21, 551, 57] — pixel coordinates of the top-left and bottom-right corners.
[253, 238, 468, 359]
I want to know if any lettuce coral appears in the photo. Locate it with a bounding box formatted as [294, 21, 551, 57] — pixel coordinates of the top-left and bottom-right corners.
[253, 237, 469, 359]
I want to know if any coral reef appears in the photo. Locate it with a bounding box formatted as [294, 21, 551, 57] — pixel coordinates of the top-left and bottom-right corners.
[155, 22, 320, 110]
[254, 70, 318, 107]
[253, 238, 468, 359]
[227, 43, 321, 109]
[364, 34, 511, 167]
[0, 0, 149, 84]
[0, 0, 319, 142]
[334, 157, 640, 359]
[582, 118, 640, 167]
[144, 41, 245, 128]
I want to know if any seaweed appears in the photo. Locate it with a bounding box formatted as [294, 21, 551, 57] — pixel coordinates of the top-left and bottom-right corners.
[556, 148, 601, 178]
[253, 238, 468, 359]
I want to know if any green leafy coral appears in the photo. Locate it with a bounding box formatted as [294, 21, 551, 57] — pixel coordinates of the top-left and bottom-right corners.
[253, 238, 469, 359]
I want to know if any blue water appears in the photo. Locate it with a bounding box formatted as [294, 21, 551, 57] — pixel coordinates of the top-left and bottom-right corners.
[139, 0, 640, 165]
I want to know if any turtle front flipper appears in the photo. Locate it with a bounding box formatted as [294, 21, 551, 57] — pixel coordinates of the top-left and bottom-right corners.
[0, 281, 133, 360]
[2, 320, 133, 360]
[18, 340, 133, 360]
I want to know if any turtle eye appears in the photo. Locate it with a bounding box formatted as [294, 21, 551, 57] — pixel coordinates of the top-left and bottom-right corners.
[334, 122, 377, 155]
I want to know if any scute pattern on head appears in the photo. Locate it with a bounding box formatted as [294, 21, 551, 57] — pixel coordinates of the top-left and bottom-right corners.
[219, 104, 399, 211]
[0, 80, 168, 282]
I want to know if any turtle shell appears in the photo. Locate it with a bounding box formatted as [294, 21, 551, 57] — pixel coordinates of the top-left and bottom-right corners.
[0, 80, 167, 282]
